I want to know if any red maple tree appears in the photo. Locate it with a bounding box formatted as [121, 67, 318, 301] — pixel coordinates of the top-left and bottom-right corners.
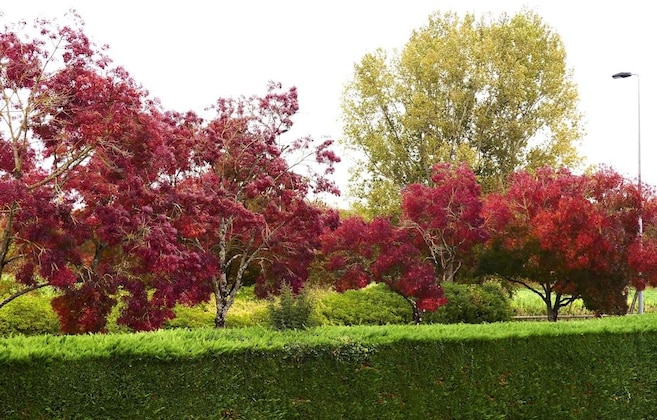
[321, 163, 487, 323]
[0, 14, 135, 324]
[480, 166, 656, 321]
[171, 82, 340, 328]
[321, 216, 447, 324]
[51, 107, 215, 333]
[401, 163, 487, 283]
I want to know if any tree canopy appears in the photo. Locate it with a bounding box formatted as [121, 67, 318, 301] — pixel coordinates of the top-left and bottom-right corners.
[321, 215, 447, 324]
[401, 163, 486, 283]
[173, 84, 340, 328]
[341, 9, 583, 217]
[0, 14, 340, 332]
[479, 167, 657, 321]
[321, 163, 484, 323]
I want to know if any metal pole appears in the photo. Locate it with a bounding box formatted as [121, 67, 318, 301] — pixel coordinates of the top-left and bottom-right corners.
[612, 72, 643, 314]
[636, 74, 643, 314]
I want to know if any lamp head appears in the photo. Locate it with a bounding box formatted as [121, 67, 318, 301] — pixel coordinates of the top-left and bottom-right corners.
[612, 72, 633, 79]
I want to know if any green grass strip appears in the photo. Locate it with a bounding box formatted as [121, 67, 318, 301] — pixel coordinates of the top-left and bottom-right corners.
[2, 313, 655, 364]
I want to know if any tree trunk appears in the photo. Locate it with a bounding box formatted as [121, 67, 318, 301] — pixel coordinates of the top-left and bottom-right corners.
[411, 300, 424, 324]
[391, 287, 425, 324]
[214, 289, 234, 328]
[214, 305, 228, 328]
[212, 272, 233, 328]
[444, 259, 455, 283]
[546, 306, 558, 322]
[543, 289, 559, 322]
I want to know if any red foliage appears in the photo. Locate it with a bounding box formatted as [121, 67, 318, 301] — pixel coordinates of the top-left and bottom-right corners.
[401, 163, 487, 282]
[0, 15, 339, 332]
[321, 216, 447, 322]
[0, 15, 123, 331]
[51, 283, 116, 334]
[169, 83, 339, 327]
[480, 166, 652, 319]
[321, 164, 488, 322]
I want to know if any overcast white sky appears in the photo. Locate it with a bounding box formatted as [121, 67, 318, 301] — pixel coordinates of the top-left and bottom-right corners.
[2, 1, 656, 207]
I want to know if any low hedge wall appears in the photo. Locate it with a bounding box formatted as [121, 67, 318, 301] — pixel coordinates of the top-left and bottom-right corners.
[2, 315, 657, 418]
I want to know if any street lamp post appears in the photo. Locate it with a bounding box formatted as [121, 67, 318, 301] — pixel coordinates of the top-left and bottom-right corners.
[612, 71, 643, 314]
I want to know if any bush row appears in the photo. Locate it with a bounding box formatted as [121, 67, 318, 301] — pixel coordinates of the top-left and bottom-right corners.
[0, 282, 512, 336]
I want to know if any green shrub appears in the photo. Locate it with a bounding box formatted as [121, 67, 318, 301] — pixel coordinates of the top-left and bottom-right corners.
[163, 304, 216, 329]
[226, 287, 270, 328]
[0, 294, 60, 336]
[268, 284, 314, 330]
[225, 303, 269, 328]
[425, 281, 512, 324]
[161, 286, 270, 329]
[316, 283, 412, 325]
[0, 276, 17, 297]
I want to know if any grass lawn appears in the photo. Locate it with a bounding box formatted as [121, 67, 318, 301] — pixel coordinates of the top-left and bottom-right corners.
[510, 287, 657, 316]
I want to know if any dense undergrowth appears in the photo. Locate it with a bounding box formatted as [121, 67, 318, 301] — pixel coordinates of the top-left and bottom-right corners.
[1, 275, 655, 336]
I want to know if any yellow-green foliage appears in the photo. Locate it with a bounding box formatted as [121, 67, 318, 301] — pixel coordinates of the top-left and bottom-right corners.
[425, 282, 512, 324]
[3, 281, 656, 337]
[163, 305, 216, 329]
[0, 294, 60, 337]
[165, 286, 270, 329]
[225, 287, 270, 328]
[342, 10, 583, 215]
[313, 283, 412, 325]
[268, 284, 315, 330]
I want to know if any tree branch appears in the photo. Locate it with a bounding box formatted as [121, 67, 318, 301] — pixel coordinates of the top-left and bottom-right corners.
[0, 282, 52, 309]
[28, 145, 95, 190]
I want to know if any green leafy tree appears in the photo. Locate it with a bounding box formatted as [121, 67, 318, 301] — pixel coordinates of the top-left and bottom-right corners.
[342, 9, 583, 216]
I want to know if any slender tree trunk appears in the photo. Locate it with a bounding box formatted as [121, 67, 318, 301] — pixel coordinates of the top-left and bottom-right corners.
[544, 295, 558, 322]
[0, 203, 18, 280]
[444, 259, 455, 283]
[212, 272, 233, 328]
[214, 219, 231, 328]
[391, 287, 425, 324]
[214, 302, 229, 328]
[546, 307, 558, 322]
[213, 293, 232, 328]
[543, 288, 559, 322]
[409, 299, 423, 324]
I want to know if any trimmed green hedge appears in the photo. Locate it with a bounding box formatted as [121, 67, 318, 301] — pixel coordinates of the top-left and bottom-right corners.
[3, 315, 657, 418]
